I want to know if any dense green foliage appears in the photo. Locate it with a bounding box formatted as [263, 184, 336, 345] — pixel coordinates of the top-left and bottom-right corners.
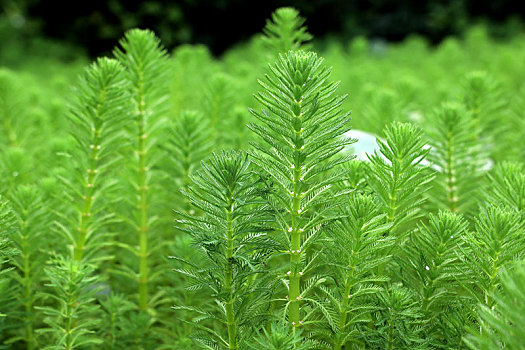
[1, 7, 525, 350]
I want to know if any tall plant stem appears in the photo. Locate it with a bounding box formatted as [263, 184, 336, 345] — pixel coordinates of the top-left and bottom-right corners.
[225, 206, 238, 349]
[378, 175, 398, 275]
[21, 225, 34, 350]
[136, 75, 150, 310]
[289, 101, 304, 328]
[335, 267, 355, 350]
[445, 138, 458, 211]
[64, 267, 74, 350]
[73, 89, 105, 262]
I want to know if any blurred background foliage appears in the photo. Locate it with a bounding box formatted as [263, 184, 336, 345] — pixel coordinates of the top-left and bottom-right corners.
[0, 0, 523, 63]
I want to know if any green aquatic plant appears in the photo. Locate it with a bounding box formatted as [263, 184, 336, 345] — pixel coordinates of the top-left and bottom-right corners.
[0, 7, 524, 350]
[262, 7, 312, 53]
[165, 110, 212, 213]
[174, 151, 272, 349]
[0, 197, 17, 340]
[114, 28, 170, 311]
[56, 57, 127, 263]
[397, 211, 470, 347]
[426, 102, 487, 214]
[37, 256, 101, 350]
[321, 194, 393, 349]
[7, 186, 50, 350]
[458, 206, 524, 308]
[365, 122, 433, 237]
[249, 50, 353, 328]
[464, 262, 525, 349]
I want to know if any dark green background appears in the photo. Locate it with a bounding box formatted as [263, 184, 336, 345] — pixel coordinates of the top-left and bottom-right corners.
[1, 0, 523, 57]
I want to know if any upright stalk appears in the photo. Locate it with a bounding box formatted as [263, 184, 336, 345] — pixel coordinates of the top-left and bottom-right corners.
[136, 78, 150, 310]
[445, 136, 458, 212]
[249, 51, 352, 329]
[21, 225, 34, 350]
[73, 97, 103, 262]
[176, 151, 266, 349]
[225, 206, 238, 349]
[66, 58, 126, 263]
[64, 287, 74, 350]
[289, 124, 304, 327]
[115, 29, 168, 311]
[366, 123, 431, 274]
[334, 266, 355, 350]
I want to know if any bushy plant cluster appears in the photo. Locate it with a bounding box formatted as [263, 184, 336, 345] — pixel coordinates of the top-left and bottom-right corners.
[1, 7, 525, 350]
